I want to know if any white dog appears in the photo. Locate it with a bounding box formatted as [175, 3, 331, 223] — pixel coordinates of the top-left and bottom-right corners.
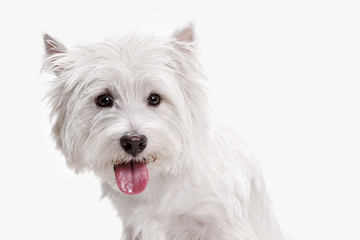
[43, 24, 285, 240]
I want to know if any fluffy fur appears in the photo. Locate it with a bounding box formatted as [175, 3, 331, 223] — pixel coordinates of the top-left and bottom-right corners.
[43, 24, 285, 240]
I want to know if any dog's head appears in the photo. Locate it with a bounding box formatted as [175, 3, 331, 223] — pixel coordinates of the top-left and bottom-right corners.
[43, 24, 208, 195]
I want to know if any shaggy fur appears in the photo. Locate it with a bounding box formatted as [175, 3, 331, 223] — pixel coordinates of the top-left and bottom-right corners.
[43, 24, 285, 240]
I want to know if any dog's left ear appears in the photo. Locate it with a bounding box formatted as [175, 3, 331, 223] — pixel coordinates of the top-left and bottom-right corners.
[172, 22, 195, 43]
[171, 23, 197, 53]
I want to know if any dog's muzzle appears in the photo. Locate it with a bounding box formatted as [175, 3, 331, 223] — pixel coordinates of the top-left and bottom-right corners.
[114, 133, 150, 195]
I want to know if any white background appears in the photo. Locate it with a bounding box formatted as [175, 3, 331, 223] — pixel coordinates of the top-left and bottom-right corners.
[0, 0, 359, 239]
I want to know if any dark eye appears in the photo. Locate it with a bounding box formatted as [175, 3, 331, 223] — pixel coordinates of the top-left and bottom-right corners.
[96, 94, 113, 108]
[147, 94, 161, 106]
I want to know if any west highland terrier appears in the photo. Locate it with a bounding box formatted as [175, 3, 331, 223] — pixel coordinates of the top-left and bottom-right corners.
[43, 24, 285, 240]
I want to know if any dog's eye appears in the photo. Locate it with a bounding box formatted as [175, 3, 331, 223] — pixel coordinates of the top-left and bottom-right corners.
[147, 94, 161, 106]
[96, 94, 114, 108]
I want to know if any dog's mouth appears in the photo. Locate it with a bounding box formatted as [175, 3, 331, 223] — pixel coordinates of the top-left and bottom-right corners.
[113, 160, 149, 195]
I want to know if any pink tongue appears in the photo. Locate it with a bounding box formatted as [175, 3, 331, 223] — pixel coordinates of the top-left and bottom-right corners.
[115, 161, 149, 195]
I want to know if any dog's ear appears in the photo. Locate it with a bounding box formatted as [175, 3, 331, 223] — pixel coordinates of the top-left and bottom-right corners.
[43, 33, 66, 56]
[172, 22, 195, 43]
[171, 23, 197, 54]
[43, 34, 67, 76]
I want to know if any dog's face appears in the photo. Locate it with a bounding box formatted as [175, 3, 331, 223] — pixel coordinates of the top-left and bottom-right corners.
[43, 24, 207, 195]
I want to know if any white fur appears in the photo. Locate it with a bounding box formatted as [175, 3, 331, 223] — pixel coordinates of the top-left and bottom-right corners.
[43, 24, 285, 240]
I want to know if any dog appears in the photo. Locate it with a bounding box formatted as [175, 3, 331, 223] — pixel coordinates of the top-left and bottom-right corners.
[42, 23, 285, 240]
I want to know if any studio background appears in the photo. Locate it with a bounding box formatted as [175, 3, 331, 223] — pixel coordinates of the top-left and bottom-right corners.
[1, 0, 359, 239]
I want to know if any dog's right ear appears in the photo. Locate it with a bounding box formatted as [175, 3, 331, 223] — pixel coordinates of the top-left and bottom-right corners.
[43, 33, 67, 76]
[43, 33, 66, 56]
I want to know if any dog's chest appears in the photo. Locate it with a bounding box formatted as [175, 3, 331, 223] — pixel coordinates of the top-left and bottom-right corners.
[117, 178, 225, 239]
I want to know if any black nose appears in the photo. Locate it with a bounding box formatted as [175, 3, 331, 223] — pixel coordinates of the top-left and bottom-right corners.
[120, 134, 147, 157]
